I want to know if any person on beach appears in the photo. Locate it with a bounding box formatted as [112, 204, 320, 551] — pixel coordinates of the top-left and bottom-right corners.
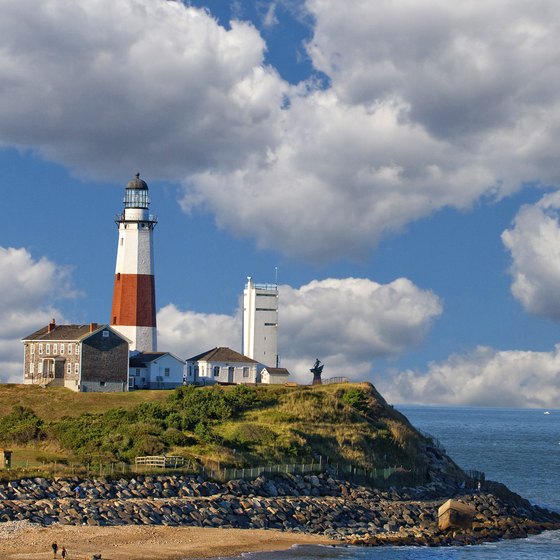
[51, 541, 58, 557]
[61, 546, 67, 559]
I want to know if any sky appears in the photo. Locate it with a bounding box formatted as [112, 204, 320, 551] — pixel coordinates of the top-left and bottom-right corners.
[1, 0, 560, 408]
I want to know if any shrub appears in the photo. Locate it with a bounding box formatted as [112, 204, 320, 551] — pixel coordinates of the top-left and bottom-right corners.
[194, 421, 217, 443]
[341, 388, 369, 413]
[0, 406, 44, 444]
[227, 423, 277, 448]
[131, 434, 165, 457]
[162, 427, 189, 447]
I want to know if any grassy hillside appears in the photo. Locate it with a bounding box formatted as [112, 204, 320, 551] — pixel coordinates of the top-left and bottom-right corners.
[0, 384, 169, 419]
[0, 382, 432, 476]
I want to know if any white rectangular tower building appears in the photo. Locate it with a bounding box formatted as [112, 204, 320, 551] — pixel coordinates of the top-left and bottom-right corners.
[243, 277, 278, 367]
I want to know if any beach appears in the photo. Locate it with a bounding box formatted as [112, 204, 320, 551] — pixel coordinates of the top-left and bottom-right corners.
[0, 522, 336, 560]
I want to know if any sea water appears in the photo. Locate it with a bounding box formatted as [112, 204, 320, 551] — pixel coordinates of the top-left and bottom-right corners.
[226, 406, 560, 560]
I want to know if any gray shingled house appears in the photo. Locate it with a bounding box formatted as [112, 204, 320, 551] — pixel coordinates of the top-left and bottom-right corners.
[22, 319, 129, 392]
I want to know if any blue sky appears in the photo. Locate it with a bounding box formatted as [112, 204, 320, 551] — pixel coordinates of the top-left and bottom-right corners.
[2, 0, 560, 407]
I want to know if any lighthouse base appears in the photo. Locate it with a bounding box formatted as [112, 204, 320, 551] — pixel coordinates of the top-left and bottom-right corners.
[113, 325, 157, 353]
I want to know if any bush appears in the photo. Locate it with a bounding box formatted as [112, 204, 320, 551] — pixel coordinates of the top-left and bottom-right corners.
[131, 434, 165, 457]
[194, 422, 217, 443]
[227, 423, 277, 449]
[162, 427, 189, 447]
[341, 388, 369, 413]
[0, 406, 44, 444]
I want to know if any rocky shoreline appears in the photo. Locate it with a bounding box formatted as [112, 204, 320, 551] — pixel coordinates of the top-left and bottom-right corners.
[1, 473, 559, 547]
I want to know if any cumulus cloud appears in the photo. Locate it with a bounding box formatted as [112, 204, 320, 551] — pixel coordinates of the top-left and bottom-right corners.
[158, 277, 442, 382]
[502, 191, 560, 319]
[182, 0, 560, 259]
[0, 247, 73, 383]
[0, 0, 286, 179]
[2, 1, 560, 259]
[381, 345, 560, 408]
[157, 304, 240, 359]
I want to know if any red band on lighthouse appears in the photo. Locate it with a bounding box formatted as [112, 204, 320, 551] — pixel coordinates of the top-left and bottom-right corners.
[111, 273, 156, 327]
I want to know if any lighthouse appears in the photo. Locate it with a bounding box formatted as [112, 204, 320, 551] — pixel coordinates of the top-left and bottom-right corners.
[110, 173, 158, 352]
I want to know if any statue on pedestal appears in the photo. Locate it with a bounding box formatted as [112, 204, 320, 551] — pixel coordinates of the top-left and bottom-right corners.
[310, 359, 324, 385]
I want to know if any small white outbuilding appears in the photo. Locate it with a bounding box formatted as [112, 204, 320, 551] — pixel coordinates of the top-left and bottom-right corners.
[260, 367, 290, 385]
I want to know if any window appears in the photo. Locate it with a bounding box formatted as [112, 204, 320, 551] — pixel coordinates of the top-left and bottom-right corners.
[129, 377, 135, 388]
[74, 363, 79, 374]
[136, 368, 141, 376]
[39, 344, 43, 355]
[102, 330, 109, 338]
[68, 344, 72, 355]
[243, 367, 249, 378]
[30, 363, 34, 374]
[38, 362, 43, 374]
[75, 343, 79, 354]
[213, 366, 220, 377]
[53, 344, 58, 354]
[60, 344, 64, 355]
[67, 363, 71, 374]
[45, 343, 50, 355]
[30, 344, 35, 355]
[164, 368, 170, 377]
[100, 381, 106, 387]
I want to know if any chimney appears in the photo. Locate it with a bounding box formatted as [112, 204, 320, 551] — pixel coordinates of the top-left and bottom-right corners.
[47, 319, 56, 333]
[89, 322, 98, 332]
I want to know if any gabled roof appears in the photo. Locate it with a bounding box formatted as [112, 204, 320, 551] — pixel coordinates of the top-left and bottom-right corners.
[262, 367, 290, 376]
[186, 347, 258, 364]
[22, 323, 130, 343]
[129, 352, 185, 367]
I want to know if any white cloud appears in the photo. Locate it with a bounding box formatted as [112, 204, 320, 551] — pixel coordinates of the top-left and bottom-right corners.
[381, 345, 560, 408]
[2, 1, 560, 260]
[182, 0, 560, 259]
[158, 277, 442, 383]
[261, 2, 279, 28]
[502, 191, 560, 319]
[0, 0, 286, 180]
[157, 304, 240, 360]
[0, 247, 72, 383]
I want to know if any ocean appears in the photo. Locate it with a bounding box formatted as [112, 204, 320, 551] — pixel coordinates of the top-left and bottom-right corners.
[227, 405, 560, 560]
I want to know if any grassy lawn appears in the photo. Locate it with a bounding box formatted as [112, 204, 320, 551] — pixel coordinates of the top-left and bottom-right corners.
[0, 384, 170, 420]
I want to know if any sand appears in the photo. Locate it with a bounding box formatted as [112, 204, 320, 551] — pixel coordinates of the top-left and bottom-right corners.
[0, 522, 338, 560]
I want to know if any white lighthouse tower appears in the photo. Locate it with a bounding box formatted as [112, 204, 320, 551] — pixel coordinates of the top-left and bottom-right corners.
[110, 173, 158, 352]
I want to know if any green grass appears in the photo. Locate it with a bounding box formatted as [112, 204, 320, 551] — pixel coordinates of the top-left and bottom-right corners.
[0, 382, 429, 475]
[0, 384, 170, 419]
